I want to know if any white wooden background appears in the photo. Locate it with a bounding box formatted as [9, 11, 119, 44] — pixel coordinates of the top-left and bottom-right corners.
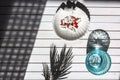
[25, 0, 120, 80]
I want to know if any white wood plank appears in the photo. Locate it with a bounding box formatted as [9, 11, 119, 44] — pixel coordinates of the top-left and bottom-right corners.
[24, 72, 119, 79]
[41, 15, 120, 22]
[32, 48, 120, 56]
[36, 31, 120, 39]
[46, 0, 120, 8]
[34, 39, 120, 48]
[66, 72, 119, 79]
[26, 64, 120, 72]
[44, 7, 120, 15]
[28, 55, 120, 63]
[40, 22, 120, 31]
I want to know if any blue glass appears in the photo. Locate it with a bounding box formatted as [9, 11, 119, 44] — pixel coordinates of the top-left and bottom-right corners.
[85, 49, 111, 75]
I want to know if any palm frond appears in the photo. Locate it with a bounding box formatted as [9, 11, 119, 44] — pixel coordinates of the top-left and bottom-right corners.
[50, 44, 73, 80]
[42, 63, 50, 80]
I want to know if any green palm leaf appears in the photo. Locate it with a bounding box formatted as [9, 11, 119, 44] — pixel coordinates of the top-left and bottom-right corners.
[50, 44, 73, 80]
[42, 44, 73, 80]
[42, 63, 50, 80]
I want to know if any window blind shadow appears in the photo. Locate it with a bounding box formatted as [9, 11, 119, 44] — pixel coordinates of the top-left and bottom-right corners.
[0, 0, 47, 79]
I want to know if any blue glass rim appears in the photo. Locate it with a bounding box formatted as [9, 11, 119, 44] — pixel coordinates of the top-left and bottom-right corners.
[85, 49, 111, 75]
